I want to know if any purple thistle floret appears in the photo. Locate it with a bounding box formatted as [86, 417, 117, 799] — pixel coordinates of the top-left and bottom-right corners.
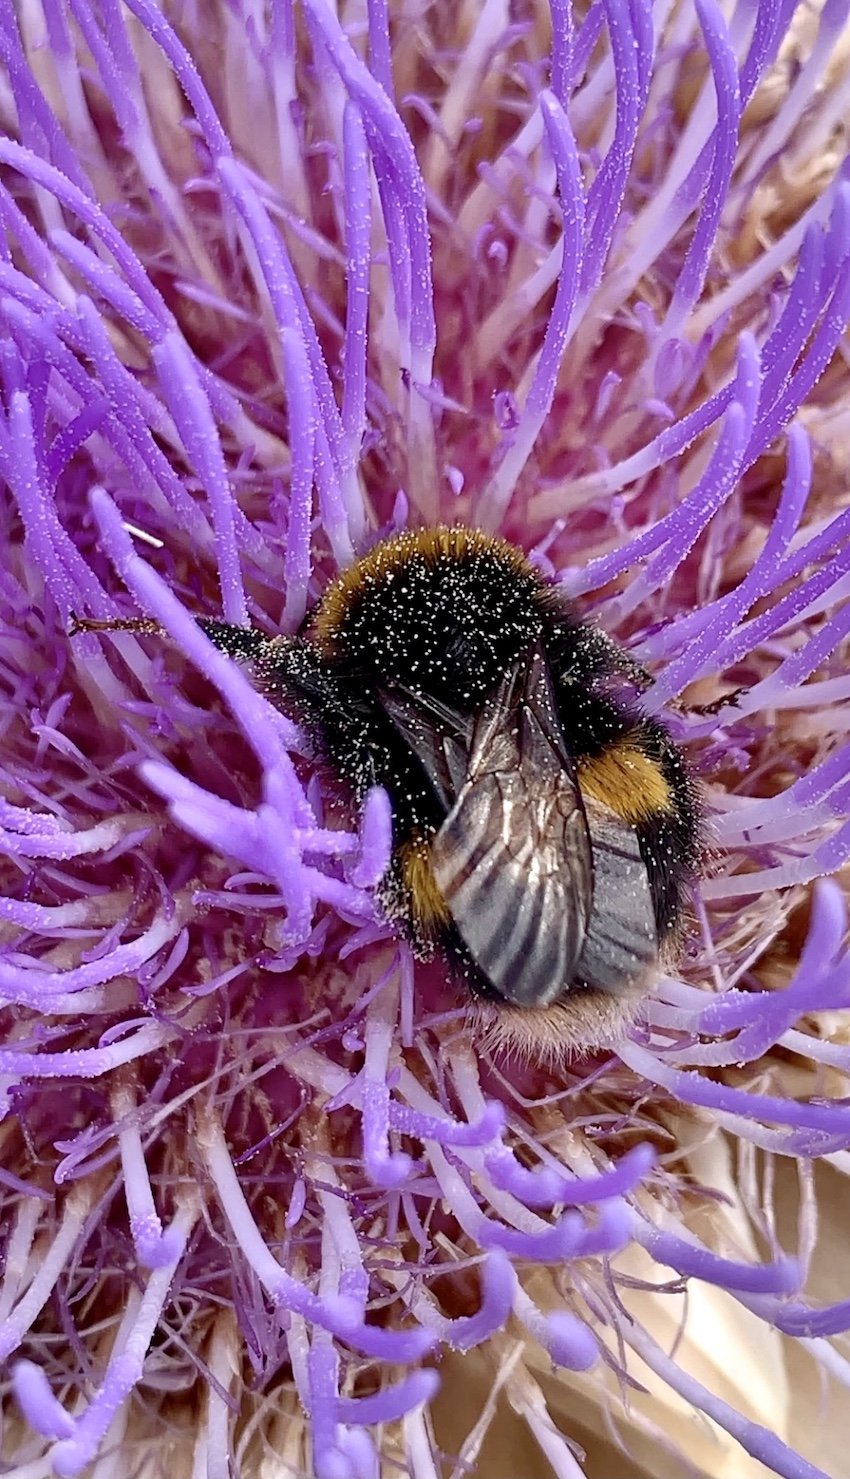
[2, 2, 850, 1477]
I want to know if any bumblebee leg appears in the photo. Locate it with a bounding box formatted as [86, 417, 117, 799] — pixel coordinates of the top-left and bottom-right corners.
[70, 613, 274, 669]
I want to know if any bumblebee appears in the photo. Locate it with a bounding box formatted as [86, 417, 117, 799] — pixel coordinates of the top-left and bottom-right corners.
[77, 528, 700, 1055]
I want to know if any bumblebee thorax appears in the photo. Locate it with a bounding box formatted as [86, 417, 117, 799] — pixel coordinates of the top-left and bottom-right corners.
[311, 526, 547, 709]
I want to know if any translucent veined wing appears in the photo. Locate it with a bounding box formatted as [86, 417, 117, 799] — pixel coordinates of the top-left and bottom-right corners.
[574, 797, 658, 995]
[378, 686, 471, 812]
[429, 644, 594, 1007]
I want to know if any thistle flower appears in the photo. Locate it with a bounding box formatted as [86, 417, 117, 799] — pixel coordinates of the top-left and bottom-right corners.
[2, 3, 850, 1478]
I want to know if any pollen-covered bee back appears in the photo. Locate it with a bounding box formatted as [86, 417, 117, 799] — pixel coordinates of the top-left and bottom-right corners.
[310, 526, 547, 694]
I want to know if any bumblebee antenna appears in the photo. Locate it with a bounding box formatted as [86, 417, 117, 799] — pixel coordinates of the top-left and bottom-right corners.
[69, 614, 166, 639]
[69, 612, 277, 669]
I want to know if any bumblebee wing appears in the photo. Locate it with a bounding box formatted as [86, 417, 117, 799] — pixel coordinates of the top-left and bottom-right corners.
[430, 644, 593, 1008]
[378, 687, 471, 810]
[574, 797, 658, 995]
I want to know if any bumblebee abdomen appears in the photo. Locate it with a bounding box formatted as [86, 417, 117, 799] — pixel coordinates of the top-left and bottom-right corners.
[577, 739, 673, 825]
[575, 726, 699, 942]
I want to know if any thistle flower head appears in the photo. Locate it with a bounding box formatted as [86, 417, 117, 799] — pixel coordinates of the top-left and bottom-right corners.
[2, 3, 850, 1478]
